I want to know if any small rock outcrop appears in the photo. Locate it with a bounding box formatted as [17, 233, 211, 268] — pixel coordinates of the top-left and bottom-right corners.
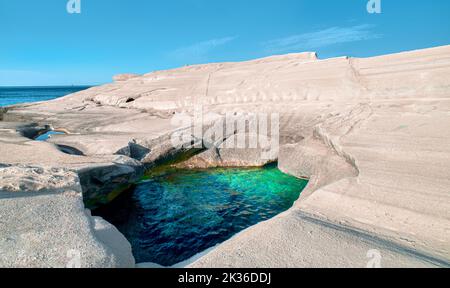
[0, 165, 135, 268]
[177, 133, 277, 169]
[0, 107, 7, 121]
[113, 74, 140, 82]
[78, 156, 144, 209]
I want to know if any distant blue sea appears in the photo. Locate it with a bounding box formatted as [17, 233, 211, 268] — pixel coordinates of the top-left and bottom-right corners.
[0, 86, 92, 107]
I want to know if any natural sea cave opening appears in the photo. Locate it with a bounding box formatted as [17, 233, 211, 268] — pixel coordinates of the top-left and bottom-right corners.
[93, 163, 308, 267]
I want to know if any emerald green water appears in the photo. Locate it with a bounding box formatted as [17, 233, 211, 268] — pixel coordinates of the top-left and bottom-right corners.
[95, 163, 308, 266]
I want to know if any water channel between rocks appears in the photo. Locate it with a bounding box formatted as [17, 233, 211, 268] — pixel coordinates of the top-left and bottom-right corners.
[94, 163, 308, 266]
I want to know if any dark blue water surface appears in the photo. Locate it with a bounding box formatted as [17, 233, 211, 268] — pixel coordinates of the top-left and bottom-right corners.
[94, 164, 308, 266]
[0, 86, 91, 107]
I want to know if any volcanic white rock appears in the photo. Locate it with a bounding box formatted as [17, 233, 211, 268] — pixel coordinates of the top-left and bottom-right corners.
[1, 45, 450, 268]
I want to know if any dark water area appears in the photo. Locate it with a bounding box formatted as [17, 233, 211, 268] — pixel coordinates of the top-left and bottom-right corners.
[94, 164, 308, 266]
[0, 86, 91, 107]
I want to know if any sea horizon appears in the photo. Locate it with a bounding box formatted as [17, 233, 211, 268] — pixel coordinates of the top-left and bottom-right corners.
[0, 85, 93, 107]
[0, 84, 96, 88]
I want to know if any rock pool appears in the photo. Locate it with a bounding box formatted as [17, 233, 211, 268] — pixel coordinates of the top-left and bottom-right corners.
[94, 163, 308, 266]
[35, 130, 66, 141]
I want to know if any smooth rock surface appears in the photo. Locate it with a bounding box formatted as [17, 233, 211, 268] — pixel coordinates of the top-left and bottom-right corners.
[189, 211, 443, 268]
[0, 166, 135, 268]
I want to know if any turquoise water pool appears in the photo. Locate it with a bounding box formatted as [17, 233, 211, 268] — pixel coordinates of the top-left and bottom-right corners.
[94, 163, 308, 266]
[35, 131, 66, 141]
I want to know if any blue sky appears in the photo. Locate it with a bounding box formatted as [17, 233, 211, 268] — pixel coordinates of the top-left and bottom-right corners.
[1, 0, 449, 86]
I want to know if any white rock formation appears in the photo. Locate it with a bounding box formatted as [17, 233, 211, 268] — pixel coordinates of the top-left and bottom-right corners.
[1, 45, 450, 267]
[0, 166, 135, 268]
[113, 73, 140, 82]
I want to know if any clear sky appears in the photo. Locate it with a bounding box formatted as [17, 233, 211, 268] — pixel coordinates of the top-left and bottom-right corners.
[1, 0, 450, 86]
